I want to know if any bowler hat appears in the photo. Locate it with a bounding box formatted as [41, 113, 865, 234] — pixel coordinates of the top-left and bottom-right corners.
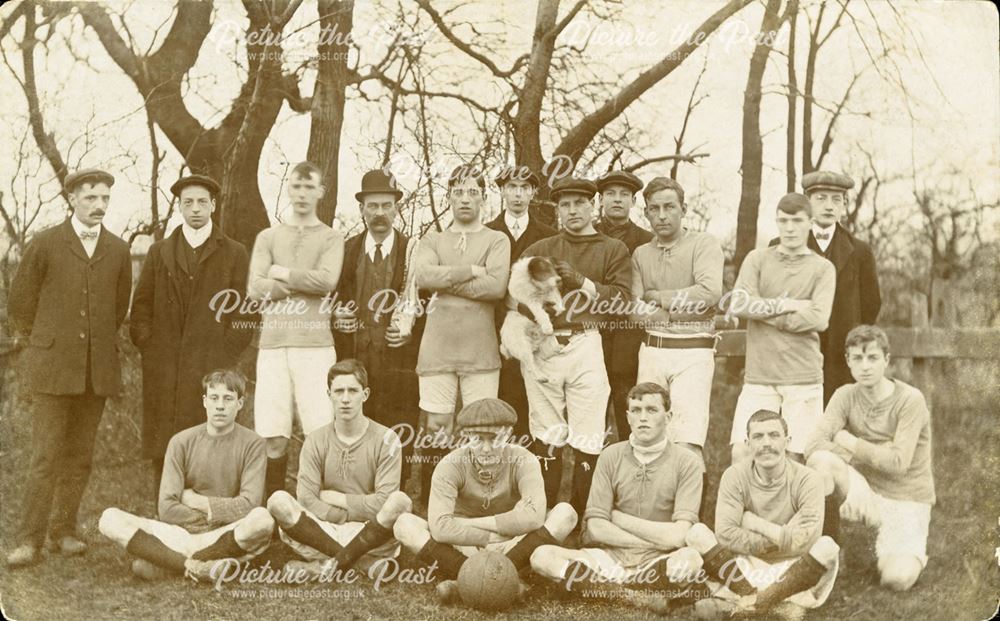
[355, 170, 404, 202]
[170, 174, 221, 199]
[64, 168, 115, 192]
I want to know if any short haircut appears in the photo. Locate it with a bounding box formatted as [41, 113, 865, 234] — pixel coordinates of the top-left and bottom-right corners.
[627, 382, 671, 412]
[202, 369, 247, 399]
[844, 324, 890, 356]
[327, 358, 369, 389]
[642, 176, 685, 205]
[776, 192, 812, 217]
[746, 409, 787, 436]
[448, 164, 486, 191]
[291, 161, 323, 183]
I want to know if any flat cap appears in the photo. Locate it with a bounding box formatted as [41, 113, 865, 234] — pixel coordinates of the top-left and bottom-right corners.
[802, 170, 854, 194]
[596, 170, 643, 194]
[171, 174, 221, 198]
[64, 168, 115, 192]
[777, 192, 813, 214]
[550, 176, 598, 201]
[456, 398, 517, 432]
[494, 164, 541, 188]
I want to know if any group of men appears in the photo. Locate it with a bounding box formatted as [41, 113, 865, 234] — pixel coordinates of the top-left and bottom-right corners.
[4, 160, 933, 616]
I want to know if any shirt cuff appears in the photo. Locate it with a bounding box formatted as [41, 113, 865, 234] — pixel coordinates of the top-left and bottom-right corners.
[581, 278, 597, 298]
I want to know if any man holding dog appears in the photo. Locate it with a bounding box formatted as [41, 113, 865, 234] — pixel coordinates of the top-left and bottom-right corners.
[520, 176, 632, 514]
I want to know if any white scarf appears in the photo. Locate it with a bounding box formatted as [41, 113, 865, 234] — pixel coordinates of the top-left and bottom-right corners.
[629, 433, 669, 464]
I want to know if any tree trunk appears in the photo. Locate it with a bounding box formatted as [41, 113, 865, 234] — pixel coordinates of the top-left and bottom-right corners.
[785, 1, 798, 193]
[308, 0, 354, 227]
[734, 0, 785, 272]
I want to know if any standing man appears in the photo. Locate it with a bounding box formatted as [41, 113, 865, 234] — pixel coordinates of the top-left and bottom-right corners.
[487, 164, 556, 441]
[332, 169, 422, 489]
[268, 359, 412, 576]
[801, 171, 881, 404]
[806, 325, 934, 591]
[729, 193, 836, 463]
[131, 174, 254, 490]
[688, 410, 839, 616]
[412, 164, 511, 508]
[630, 177, 723, 515]
[98, 370, 274, 581]
[6, 169, 132, 568]
[594, 170, 652, 442]
[248, 161, 345, 499]
[520, 176, 631, 514]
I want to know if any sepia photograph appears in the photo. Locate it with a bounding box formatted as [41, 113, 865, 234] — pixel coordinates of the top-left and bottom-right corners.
[0, 0, 998, 619]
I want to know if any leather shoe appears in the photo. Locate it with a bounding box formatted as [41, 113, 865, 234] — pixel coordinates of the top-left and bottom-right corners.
[49, 535, 88, 556]
[5, 544, 38, 568]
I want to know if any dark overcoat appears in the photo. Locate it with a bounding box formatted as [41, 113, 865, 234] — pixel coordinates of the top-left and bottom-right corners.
[7, 220, 131, 396]
[129, 225, 253, 459]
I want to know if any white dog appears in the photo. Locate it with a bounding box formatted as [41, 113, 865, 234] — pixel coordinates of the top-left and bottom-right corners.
[500, 256, 565, 381]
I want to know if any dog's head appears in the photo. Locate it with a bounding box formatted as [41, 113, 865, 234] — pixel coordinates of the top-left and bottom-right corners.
[526, 256, 565, 315]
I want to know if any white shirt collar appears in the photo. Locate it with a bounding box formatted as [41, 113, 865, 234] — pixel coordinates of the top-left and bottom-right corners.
[182, 220, 213, 249]
[365, 229, 395, 261]
[504, 211, 529, 234]
[71, 216, 101, 239]
[812, 223, 836, 250]
[813, 223, 836, 236]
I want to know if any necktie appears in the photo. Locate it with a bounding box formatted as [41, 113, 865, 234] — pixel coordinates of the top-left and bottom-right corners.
[374, 242, 384, 264]
[510, 220, 521, 240]
[79, 231, 98, 241]
[814, 230, 831, 241]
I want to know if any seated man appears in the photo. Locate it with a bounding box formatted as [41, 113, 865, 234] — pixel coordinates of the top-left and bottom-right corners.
[99, 370, 273, 581]
[393, 398, 577, 603]
[687, 410, 839, 617]
[530, 383, 706, 611]
[267, 359, 412, 576]
[805, 325, 934, 591]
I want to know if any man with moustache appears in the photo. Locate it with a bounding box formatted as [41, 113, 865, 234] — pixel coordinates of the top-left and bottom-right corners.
[248, 161, 345, 499]
[687, 410, 839, 617]
[393, 399, 578, 604]
[98, 370, 274, 581]
[332, 169, 422, 489]
[520, 177, 632, 514]
[6, 169, 132, 568]
[131, 174, 254, 491]
[412, 165, 511, 508]
[530, 383, 707, 613]
[487, 164, 556, 441]
[268, 359, 412, 576]
[594, 170, 653, 443]
[800, 171, 881, 404]
[630, 177, 723, 518]
[806, 325, 934, 592]
[728, 194, 835, 464]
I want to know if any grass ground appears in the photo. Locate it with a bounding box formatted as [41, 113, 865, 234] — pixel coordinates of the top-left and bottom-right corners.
[1, 358, 999, 621]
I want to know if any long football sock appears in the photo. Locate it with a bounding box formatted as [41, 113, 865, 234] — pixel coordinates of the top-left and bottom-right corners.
[283, 513, 343, 558]
[754, 554, 826, 610]
[505, 526, 558, 571]
[125, 530, 186, 573]
[702, 544, 755, 596]
[335, 521, 394, 569]
[190, 529, 246, 561]
[416, 539, 467, 580]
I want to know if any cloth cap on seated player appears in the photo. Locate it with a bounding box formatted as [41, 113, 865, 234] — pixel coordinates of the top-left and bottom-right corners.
[494, 164, 542, 189]
[801, 170, 854, 195]
[777, 192, 812, 213]
[456, 398, 517, 433]
[170, 174, 221, 200]
[596, 170, 643, 194]
[355, 169, 404, 202]
[550, 176, 598, 201]
[64, 168, 115, 192]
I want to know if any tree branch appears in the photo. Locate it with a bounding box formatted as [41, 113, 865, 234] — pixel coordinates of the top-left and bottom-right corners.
[625, 152, 710, 173]
[415, 0, 526, 79]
